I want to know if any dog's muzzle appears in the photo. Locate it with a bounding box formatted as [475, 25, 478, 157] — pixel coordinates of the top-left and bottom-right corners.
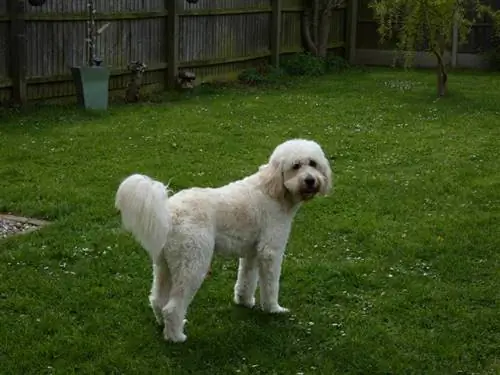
[300, 175, 319, 199]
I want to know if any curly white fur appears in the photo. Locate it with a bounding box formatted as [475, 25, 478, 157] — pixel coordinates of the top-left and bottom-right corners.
[115, 139, 332, 342]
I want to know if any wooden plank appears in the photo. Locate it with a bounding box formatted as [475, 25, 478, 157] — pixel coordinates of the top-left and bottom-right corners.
[2, 11, 169, 22]
[281, 41, 344, 55]
[0, 6, 325, 22]
[0, 7, 334, 23]
[270, 0, 282, 67]
[166, 0, 178, 89]
[181, 7, 271, 15]
[346, 0, 359, 64]
[8, 0, 27, 105]
[180, 51, 272, 68]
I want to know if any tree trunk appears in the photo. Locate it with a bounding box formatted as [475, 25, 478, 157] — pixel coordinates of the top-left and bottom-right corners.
[302, 9, 318, 55]
[436, 65, 447, 97]
[317, 5, 332, 57]
[302, 0, 339, 57]
[433, 38, 448, 97]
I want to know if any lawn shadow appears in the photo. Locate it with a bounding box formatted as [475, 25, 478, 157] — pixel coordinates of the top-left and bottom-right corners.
[150, 302, 403, 374]
[0, 93, 199, 136]
[0, 104, 114, 135]
[157, 305, 299, 371]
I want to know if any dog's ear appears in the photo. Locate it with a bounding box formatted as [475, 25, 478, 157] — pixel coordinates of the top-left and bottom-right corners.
[259, 160, 285, 200]
[319, 158, 333, 196]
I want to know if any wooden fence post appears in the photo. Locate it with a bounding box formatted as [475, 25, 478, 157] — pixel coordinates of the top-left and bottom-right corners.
[345, 0, 358, 65]
[451, 15, 459, 68]
[8, 0, 27, 105]
[270, 0, 282, 67]
[166, 0, 179, 89]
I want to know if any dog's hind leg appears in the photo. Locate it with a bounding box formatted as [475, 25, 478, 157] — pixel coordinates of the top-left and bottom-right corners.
[161, 237, 213, 343]
[149, 260, 171, 325]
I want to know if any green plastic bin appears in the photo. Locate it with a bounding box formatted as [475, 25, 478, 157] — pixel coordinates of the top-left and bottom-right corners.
[71, 66, 110, 110]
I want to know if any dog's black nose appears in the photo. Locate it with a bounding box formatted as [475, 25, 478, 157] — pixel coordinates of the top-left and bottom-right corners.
[305, 176, 315, 187]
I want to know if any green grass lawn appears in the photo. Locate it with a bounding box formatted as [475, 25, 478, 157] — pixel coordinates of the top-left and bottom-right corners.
[1, 68, 499, 374]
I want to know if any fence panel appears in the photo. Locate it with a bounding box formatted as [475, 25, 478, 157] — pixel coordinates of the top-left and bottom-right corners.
[281, 11, 302, 53]
[179, 13, 270, 65]
[0, 4, 10, 102]
[0, 22, 9, 82]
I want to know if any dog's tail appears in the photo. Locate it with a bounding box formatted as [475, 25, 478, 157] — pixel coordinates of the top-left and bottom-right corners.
[115, 173, 171, 261]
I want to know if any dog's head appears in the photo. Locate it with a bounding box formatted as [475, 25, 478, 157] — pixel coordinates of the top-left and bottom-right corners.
[259, 139, 332, 205]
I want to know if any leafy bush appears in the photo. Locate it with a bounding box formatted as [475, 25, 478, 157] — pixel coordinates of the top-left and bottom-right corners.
[325, 54, 351, 72]
[281, 52, 350, 76]
[237, 52, 351, 86]
[237, 68, 265, 85]
[486, 32, 500, 71]
[281, 52, 326, 76]
[237, 65, 285, 85]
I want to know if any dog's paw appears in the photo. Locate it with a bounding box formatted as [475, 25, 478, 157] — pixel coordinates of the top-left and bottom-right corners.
[262, 304, 290, 314]
[164, 332, 187, 343]
[234, 294, 255, 309]
[163, 327, 187, 343]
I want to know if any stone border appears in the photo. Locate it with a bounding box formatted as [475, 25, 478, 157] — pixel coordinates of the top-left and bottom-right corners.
[0, 213, 51, 238]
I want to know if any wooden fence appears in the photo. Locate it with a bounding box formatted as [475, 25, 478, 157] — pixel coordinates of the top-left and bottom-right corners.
[0, 0, 348, 104]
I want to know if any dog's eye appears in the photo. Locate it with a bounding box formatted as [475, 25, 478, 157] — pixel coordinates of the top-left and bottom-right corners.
[292, 163, 301, 170]
[309, 160, 317, 168]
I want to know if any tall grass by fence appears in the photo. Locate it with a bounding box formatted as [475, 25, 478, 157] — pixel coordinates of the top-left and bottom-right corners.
[0, 0, 347, 104]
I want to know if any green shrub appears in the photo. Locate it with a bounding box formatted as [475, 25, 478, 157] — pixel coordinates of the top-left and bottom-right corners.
[237, 53, 351, 86]
[325, 54, 351, 72]
[281, 52, 326, 76]
[237, 68, 265, 85]
[237, 65, 285, 85]
[487, 33, 500, 71]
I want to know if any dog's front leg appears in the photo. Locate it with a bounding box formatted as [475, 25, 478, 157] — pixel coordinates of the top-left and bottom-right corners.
[234, 254, 258, 308]
[258, 248, 289, 314]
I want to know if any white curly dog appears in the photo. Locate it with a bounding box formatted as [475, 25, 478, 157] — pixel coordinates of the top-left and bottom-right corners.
[115, 139, 332, 342]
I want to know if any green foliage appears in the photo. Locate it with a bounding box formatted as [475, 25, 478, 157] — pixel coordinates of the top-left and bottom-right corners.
[485, 33, 500, 70]
[237, 65, 285, 85]
[479, 5, 500, 70]
[325, 54, 351, 72]
[237, 67, 266, 85]
[282, 52, 327, 76]
[237, 53, 351, 86]
[369, 0, 475, 67]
